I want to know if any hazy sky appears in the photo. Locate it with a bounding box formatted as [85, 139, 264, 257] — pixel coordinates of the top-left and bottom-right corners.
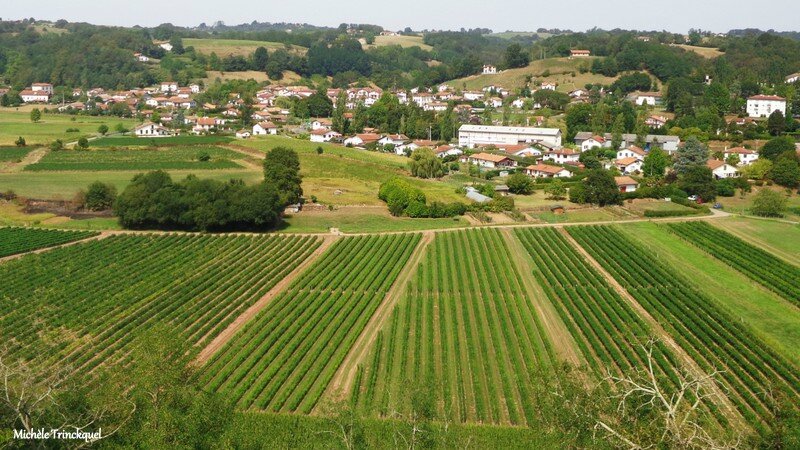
[3, 0, 798, 33]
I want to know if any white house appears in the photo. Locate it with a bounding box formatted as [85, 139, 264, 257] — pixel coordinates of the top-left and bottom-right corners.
[378, 134, 409, 147]
[158, 42, 173, 52]
[613, 157, 643, 174]
[134, 122, 171, 137]
[310, 129, 341, 143]
[616, 146, 646, 161]
[570, 49, 591, 58]
[635, 92, 662, 106]
[465, 152, 517, 169]
[235, 130, 251, 139]
[723, 147, 759, 166]
[463, 91, 485, 101]
[160, 81, 178, 93]
[707, 160, 739, 179]
[543, 149, 580, 164]
[433, 145, 463, 158]
[786, 73, 800, 84]
[253, 121, 278, 135]
[524, 164, 572, 178]
[311, 118, 332, 131]
[615, 176, 639, 193]
[19, 89, 50, 103]
[581, 135, 606, 151]
[31, 83, 53, 94]
[746, 95, 786, 118]
[134, 52, 150, 62]
[458, 125, 562, 148]
[343, 133, 381, 147]
[189, 84, 201, 94]
[574, 132, 680, 153]
[482, 65, 497, 75]
[540, 82, 558, 91]
[645, 115, 668, 128]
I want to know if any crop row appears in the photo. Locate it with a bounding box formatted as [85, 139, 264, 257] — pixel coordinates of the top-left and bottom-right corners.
[0, 233, 320, 373]
[352, 229, 555, 426]
[200, 233, 422, 414]
[568, 226, 800, 435]
[666, 222, 800, 308]
[0, 227, 98, 258]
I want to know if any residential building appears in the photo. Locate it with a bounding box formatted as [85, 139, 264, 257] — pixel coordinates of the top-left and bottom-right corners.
[746, 95, 786, 118]
[613, 157, 643, 174]
[31, 83, 53, 94]
[343, 133, 382, 147]
[540, 81, 558, 91]
[616, 146, 646, 161]
[20, 89, 50, 103]
[615, 176, 639, 193]
[310, 129, 341, 143]
[645, 115, 668, 128]
[786, 73, 800, 84]
[524, 164, 572, 178]
[465, 152, 517, 169]
[543, 149, 580, 164]
[482, 65, 497, 75]
[722, 147, 759, 166]
[433, 145, 463, 158]
[635, 92, 662, 106]
[458, 124, 563, 148]
[580, 135, 606, 151]
[134, 122, 171, 137]
[573, 132, 680, 153]
[707, 160, 739, 179]
[252, 121, 278, 135]
[570, 49, 591, 58]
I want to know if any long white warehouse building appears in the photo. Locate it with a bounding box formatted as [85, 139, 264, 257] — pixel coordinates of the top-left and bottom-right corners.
[458, 124, 563, 148]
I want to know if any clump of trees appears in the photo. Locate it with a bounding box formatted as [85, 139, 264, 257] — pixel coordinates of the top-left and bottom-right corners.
[408, 148, 445, 179]
[379, 178, 465, 218]
[570, 169, 622, 206]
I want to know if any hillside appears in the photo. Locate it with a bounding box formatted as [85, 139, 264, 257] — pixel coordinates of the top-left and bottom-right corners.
[184, 38, 307, 57]
[359, 34, 433, 51]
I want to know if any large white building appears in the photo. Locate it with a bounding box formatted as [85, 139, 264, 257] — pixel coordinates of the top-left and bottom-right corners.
[746, 95, 786, 118]
[458, 124, 562, 148]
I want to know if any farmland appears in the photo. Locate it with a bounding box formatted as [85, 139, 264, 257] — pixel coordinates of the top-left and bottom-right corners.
[0, 146, 31, 162]
[712, 217, 800, 265]
[201, 234, 421, 413]
[26, 146, 246, 171]
[0, 109, 139, 146]
[0, 227, 97, 257]
[666, 222, 800, 308]
[360, 34, 433, 51]
[352, 229, 555, 426]
[568, 225, 800, 435]
[90, 135, 234, 147]
[184, 38, 307, 57]
[0, 234, 321, 372]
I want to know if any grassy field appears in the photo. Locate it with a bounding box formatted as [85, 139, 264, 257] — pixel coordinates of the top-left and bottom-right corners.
[672, 44, 724, 59]
[0, 109, 140, 146]
[202, 70, 303, 85]
[90, 135, 233, 147]
[622, 198, 696, 215]
[280, 207, 468, 233]
[243, 135, 463, 205]
[530, 207, 624, 223]
[361, 35, 433, 51]
[714, 186, 800, 220]
[712, 217, 800, 265]
[447, 57, 618, 92]
[184, 38, 307, 57]
[0, 146, 32, 162]
[26, 146, 245, 171]
[619, 222, 800, 366]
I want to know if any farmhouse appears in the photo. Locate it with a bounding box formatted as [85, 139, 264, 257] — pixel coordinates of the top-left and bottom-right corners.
[253, 121, 278, 135]
[570, 49, 591, 58]
[786, 73, 800, 84]
[464, 152, 517, 169]
[235, 130, 251, 139]
[540, 81, 558, 91]
[723, 147, 759, 165]
[615, 176, 639, 193]
[310, 129, 341, 143]
[458, 124, 563, 148]
[707, 159, 739, 179]
[134, 122, 171, 137]
[343, 133, 382, 147]
[482, 65, 498, 75]
[20, 89, 50, 103]
[134, 52, 150, 62]
[524, 164, 572, 178]
[493, 143, 541, 158]
[160, 81, 179, 93]
[635, 92, 662, 106]
[746, 95, 786, 118]
[311, 118, 332, 131]
[31, 83, 54, 94]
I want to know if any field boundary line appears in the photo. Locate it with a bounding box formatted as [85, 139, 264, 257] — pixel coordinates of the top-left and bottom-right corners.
[193, 235, 338, 366]
[322, 231, 434, 404]
[0, 231, 110, 264]
[501, 228, 584, 368]
[558, 228, 745, 426]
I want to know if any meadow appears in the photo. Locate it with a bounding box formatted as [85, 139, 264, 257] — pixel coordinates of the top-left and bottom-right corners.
[184, 38, 307, 57]
[26, 146, 245, 171]
[0, 109, 139, 146]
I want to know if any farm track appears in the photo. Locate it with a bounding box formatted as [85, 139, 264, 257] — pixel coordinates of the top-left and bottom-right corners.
[323, 231, 434, 403]
[194, 235, 338, 366]
[559, 228, 745, 426]
[501, 228, 583, 367]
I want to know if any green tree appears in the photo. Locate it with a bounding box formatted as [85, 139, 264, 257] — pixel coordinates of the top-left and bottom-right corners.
[29, 108, 41, 123]
[740, 158, 773, 180]
[674, 136, 708, 174]
[767, 110, 786, 136]
[263, 146, 303, 204]
[98, 124, 109, 135]
[507, 172, 535, 195]
[503, 43, 530, 69]
[544, 179, 567, 200]
[77, 137, 90, 149]
[642, 146, 670, 178]
[49, 139, 64, 152]
[581, 169, 622, 206]
[332, 92, 348, 134]
[760, 136, 795, 160]
[14, 136, 26, 147]
[679, 165, 717, 201]
[252, 46, 269, 71]
[408, 148, 445, 179]
[84, 181, 117, 210]
[750, 189, 787, 217]
[770, 155, 800, 187]
[611, 114, 625, 150]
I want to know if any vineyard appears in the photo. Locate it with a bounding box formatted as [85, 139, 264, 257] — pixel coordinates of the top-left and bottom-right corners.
[0, 146, 31, 162]
[0, 233, 321, 373]
[89, 135, 234, 147]
[25, 146, 244, 171]
[0, 227, 98, 257]
[200, 233, 422, 413]
[568, 226, 800, 435]
[666, 222, 800, 308]
[351, 229, 556, 426]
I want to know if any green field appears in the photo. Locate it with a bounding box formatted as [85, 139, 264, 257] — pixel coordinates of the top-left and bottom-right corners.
[90, 135, 234, 147]
[184, 38, 307, 57]
[0, 234, 321, 372]
[353, 229, 555, 425]
[202, 234, 421, 413]
[712, 217, 800, 265]
[0, 146, 31, 162]
[361, 34, 433, 51]
[280, 208, 469, 233]
[0, 227, 97, 257]
[0, 109, 140, 146]
[26, 146, 245, 171]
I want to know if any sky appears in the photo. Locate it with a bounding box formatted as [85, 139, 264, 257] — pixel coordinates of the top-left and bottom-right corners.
[2, 0, 799, 34]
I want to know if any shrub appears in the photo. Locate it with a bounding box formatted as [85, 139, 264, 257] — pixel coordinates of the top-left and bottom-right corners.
[84, 181, 117, 211]
[14, 136, 25, 147]
[76, 137, 90, 149]
[507, 172, 535, 195]
[750, 189, 787, 217]
[197, 151, 211, 162]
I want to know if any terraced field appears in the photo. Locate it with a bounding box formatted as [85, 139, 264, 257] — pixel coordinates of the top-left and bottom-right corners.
[352, 229, 556, 426]
[26, 146, 244, 171]
[568, 225, 800, 436]
[201, 234, 422, 413]
[666, 222, 800, 308]
[0, 227, 98, 257]
[0, 234, 321, 373]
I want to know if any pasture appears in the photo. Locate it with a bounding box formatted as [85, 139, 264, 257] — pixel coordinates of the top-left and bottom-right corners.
[0, 109, 139, 146]
[361, 35, 433, 51]
[26, 146, 246, 171]
[184, 38, 307, 57]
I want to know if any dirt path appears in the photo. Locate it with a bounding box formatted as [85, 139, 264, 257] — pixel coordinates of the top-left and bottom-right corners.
[192, 235, 338, 366]
[0, 231, 111, 264]
[1, 147, 48, 173]
[501, 228, 584, 367]
[322, 231, 434, 403]
[558, 228, 745, 425]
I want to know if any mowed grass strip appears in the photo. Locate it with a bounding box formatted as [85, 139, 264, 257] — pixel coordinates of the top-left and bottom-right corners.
[352, 229, 556, 426]
[0, 227, 98, 257]
[0, 234, 321, 373]
[26, 146, 244, 171]
[200, 234, 422, 413]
